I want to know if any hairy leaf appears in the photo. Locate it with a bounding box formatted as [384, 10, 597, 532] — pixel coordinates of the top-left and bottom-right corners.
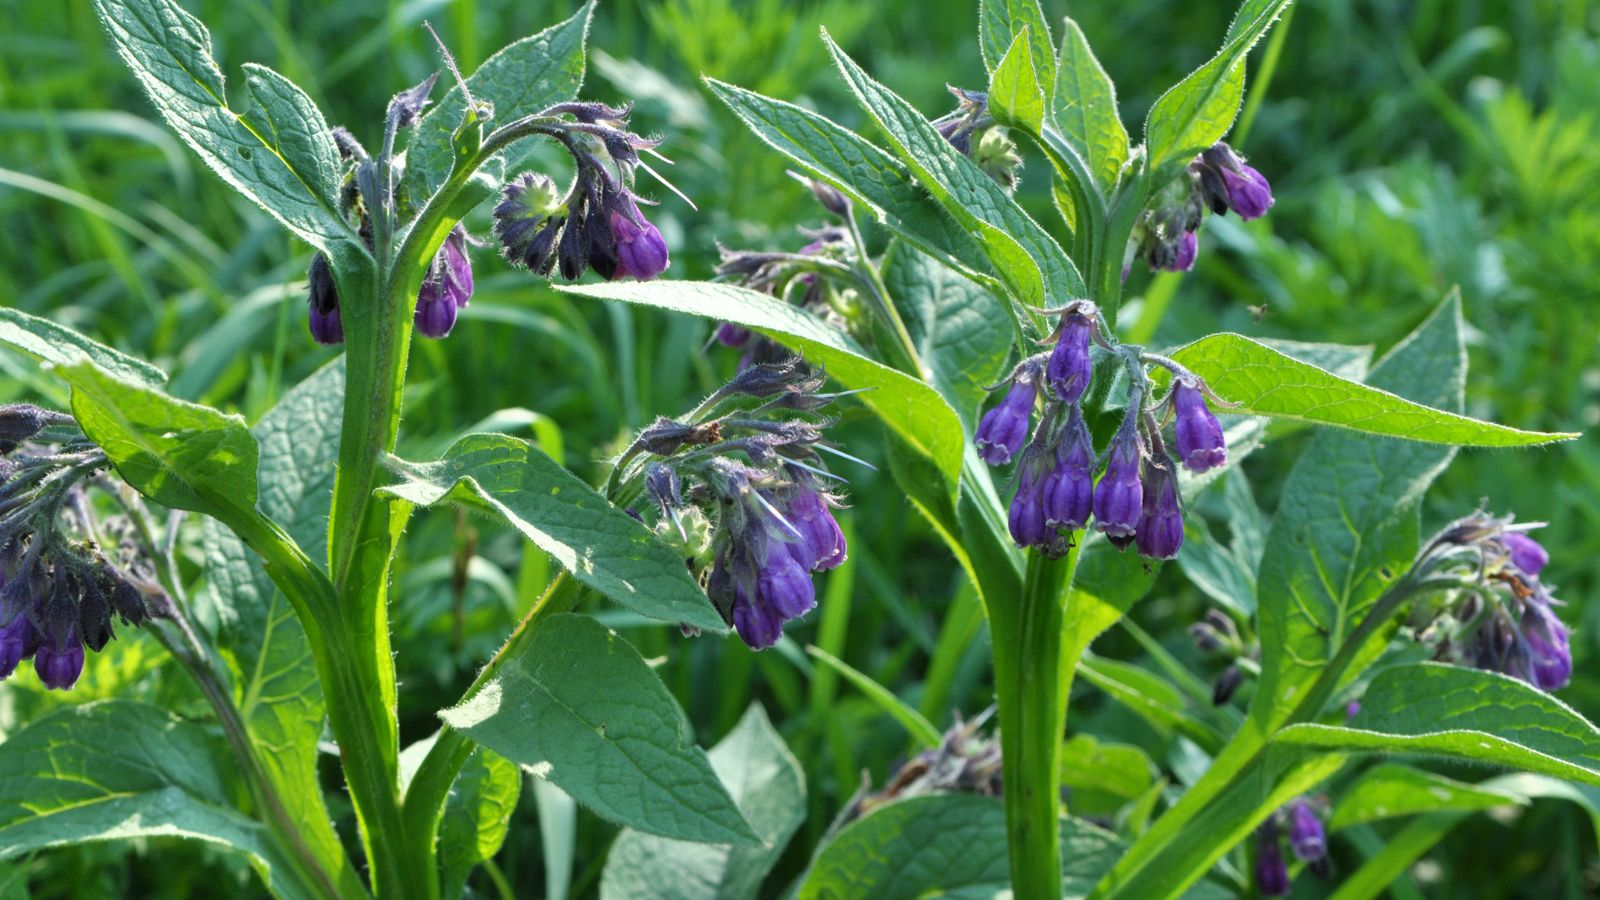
[1328, 763, 1524, 831]
[381, 432, 723, 631]
[1053, 19, 1130, 190]
[989, 30, 1046, 133]
[401, 736, 521, 897]
[440, 614, 758, 845]
[978, 0, 1056, 102]
[601, 705, 804, 900]
[0, 308, 166, 388]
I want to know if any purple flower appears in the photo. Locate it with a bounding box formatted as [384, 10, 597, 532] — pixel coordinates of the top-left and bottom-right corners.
[34, 627, 83, 691]
[1135, 460, 1184, 560]
[306, 253, 344, 345]
[1172, 379, 1226, 473]
[1523, 601, 1571, 691]
[1043, 406, 1095, 530]
[1008, 458, 1050, 548]
[976, 374, 1038, 466]
[757, 541, 816, 621]
[415, 225, 474, 339]
[784, 484, 847, 571]
[731, 583, 781, 651]
[715, 323, 752, 347]
[1288, 801, 1326, 862]
[1255, 827, 1291, 897]
[1093, 422, 1143, 538]
[1345, 700, 1361, 722]
[1046, 310, 1094, 404]
[0, 614, 35, 679]
[609, 196, 670, 281]
[1501, 532, 1549, 577]
[1164, 230, 1198, 272]
[1193, 143, 1274, 220]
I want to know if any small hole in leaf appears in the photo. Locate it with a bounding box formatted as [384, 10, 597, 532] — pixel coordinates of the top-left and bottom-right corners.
[238, 147, 253, 161]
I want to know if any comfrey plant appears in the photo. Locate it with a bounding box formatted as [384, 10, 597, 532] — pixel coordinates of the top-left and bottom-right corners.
[568, 0, 1595, 897]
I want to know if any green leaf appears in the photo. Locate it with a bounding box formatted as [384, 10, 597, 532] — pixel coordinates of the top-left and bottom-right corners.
[1327, 763, 1524, 831]
[0, 308, 167, 388]
[1059, 735, 1157, 813]
[601, 705, 805, 900]
[401, 737, 521, 897]
[1170, 332, 1575, 446]
[704, 78, 995, 285]
[92, 0, 353, 250]
[382, 432, 723, 631]
[799, 795, 1123, 900]
[807, 647, 941, 749]
[1276, 664, 1600, 786]
[0, 700, 315, 900]
[200, 359, 350, 890]
[59, 359, 258, 521]
[1052, 19, 1130, 191]
[1142, 0, 1294, 170]
[1253, 294, 1467, 730]
[823, 32, 1085, 311]
[1078, 656, 1225, 752]
[881, 241, 1012, 430]
[988, 30, 1046, 134]
[978, 0, 1056, 105]
[1176, 469, 1264, 617]
[439, 614, 759, 845]
[558, 280, 965, 495]
[401, 2, 593, 204]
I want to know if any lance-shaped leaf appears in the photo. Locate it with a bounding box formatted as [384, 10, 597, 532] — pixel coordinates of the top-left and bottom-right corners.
[558, 281, 964, 496]
[1052, 19, 1130, 191]
[0, 700, 318, 900]
[824, 32, 1085, 310]
[382, 432, 723, 631]
[1328, 763, 1525, 831]
[705, 78, 994, 285]
[978, 0, 1057, 105]
[1253, 294, 1466, 730]
[1169, 332, 1575, 446]
[1143, 0, 1293, 170]
[440, 614, 759, 845]
[1277, 664, 1600, 786]
[401, 2, 593, 203]
[988, 30, 1046, 134]
[58, 359, 259, 522]
[601, 705, 805, 900]
[0, 308, 166, 388]
[92, 0, 354, 250]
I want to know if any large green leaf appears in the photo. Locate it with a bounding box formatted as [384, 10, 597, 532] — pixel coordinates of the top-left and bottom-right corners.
[1253, 295, 1466, 730]
[1052, 19, 1130, 191]
[824, 32, 1085, 311]
[704, 78, 994, 284]
[200, 359, 348, 888]
[1170, 332, 1574, 446]
[0, 308, 166, 388]
[558, 280, 965, 494]
[1277, 664, 1600, 786]
[798, 795, 1125, 900]
[988, 30, 1046, 134]
[1327, 763, 1524, 831]
[978, 0, 1056, 104]
[59, 359, 259, 522]
[1142, 0, 1294, 170]
[439, 614, 759, 845]
[0, 700, 315, 900]
[601, 705, 805, 900]
[881, 241, 1012, 430]
[400, 736, 521, 897]
[381, 432, 723, 631]
[400, 2, 593, 204]
[92, 0, 354, 250]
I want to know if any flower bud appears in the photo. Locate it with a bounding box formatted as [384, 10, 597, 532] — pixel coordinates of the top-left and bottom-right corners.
[1135, 460, 1184, 560]
[1093, 422, 1143, 538]
[1212, 664, 1243, 706]
[1192, 143, 1274, 220]
[1046, 311, 1094, 404]
[307, 253, 344, 345]
[973, 128, 1023, 192]
[1154, 230, 1198, 273]
[1288, 801, 1326, 862]
[976, 372, 1038, 467]
[34, 627, 83, 691]
[803, 177, 851, 217]
[1042, 406, 1095, 530]
[556, 207, 591, 280]
[1501, 532, 1548, 577]
[1255, 826, 1291, 897]
[715, 323, 752, 347]
[1172, 378, 1226, 473]
[609, 196, 670, 281]
[1523, 602, 1571, 691]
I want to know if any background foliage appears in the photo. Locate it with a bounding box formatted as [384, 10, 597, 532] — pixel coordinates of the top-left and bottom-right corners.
[1, 0, 1596, 895]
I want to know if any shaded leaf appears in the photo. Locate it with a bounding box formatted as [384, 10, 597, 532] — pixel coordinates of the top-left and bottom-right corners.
[0, 308, 166, 388]
[1328, 762, 1524, 831]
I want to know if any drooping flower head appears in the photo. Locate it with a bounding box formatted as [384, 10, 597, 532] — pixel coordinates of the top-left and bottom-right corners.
[1134, 455, 1184, 560]
[1287, 800, 1327, 863]
[1046, 304, 1095, 405]
[414, 224, 474, 339]
[1171, 376, 1227, 473]
[1093, 417, 1143, 539]
[306, 253, 344, 345]
[977, 360, 1043, 467]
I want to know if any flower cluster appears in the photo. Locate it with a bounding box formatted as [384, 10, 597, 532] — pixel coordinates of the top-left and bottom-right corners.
[1133, 141, 1276, 274]
[1255, 799, 1330, 896]
[711, 221, 853, 368]
[493, 102, 669, 283]
[933, 87, 1024, 191]
[1411, 514, 1570, 692]
[0, 405, 154, 691]
[837, 709, 1003, 826]
[975, 303, 1229, 560]
[613, 359, 855, 649]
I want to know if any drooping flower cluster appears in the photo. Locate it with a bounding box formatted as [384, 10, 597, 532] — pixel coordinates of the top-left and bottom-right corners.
[1255, 799, 1330, 896]
[1132, 141, 1276, 274]
[0, 405, 154, 691]
[975, 303, 1230, 560]
[493, 102, 670, 283]
[711, 224, 851, 368]
[613, 359, 856, 650]
[1411, 514, 1571, 692]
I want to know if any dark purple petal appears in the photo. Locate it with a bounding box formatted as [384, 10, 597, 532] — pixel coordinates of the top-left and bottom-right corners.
[1523, 602, 1571, 691]
[1134, 463, 1184, 560]
[758, 542, 815, 621]
[1255, 828, 1291, 897]
[1043, 406, 1095, 529]
[34, 628, 83, 691]
[1173, 380, 1226, 473]
[0, 614, 32, 679]
[1501, 532, 1548, 577]
[1008, 465, 1049, 548]
[732, 585, 782, 650]
[610, 204, 670, 281]
[1046, 312, 1094, 404]
[976, 379, 1037, 466]
[1093, 424, 1142, 537]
